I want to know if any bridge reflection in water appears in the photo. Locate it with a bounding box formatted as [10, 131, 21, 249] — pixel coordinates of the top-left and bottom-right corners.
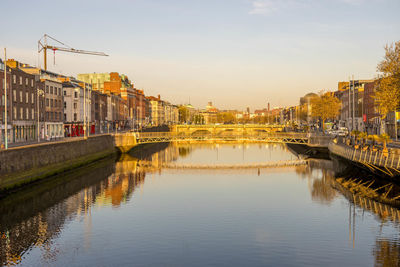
[1, 142, 400, 266]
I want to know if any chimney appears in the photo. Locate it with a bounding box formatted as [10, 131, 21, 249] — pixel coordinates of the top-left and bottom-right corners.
[158, 94, 160, 100]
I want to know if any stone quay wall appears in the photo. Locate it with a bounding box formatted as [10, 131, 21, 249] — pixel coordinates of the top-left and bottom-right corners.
[0, 135, 117, 192]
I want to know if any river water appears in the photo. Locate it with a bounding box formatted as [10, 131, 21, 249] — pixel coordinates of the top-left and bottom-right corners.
[1, 143, 400, 266]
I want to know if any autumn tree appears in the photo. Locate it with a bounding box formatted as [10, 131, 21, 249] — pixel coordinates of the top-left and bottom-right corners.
[178, 106, 190, 123]
[375, 41, 400, 134]
[311, 93, 340, 129]
[216, 112, 236, 124]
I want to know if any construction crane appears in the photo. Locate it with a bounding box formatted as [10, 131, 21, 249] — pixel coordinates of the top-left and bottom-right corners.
[38, 34, 108, 71]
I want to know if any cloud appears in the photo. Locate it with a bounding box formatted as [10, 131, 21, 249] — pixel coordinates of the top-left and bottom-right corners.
[248, 0, 371, 15]
[248, 0, 279, 15]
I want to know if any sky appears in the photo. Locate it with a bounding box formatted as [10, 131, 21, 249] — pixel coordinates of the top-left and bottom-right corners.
[0, 0, 399, 110]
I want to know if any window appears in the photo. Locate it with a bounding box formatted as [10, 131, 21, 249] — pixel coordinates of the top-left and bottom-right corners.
[50, 112, 53, 120]
[64, 102, 66, 109]
[31, 79, 34, 87]
[46, 112, 49, 120]
[13, 75, 16, 84]
[50, 99, 53, 107]
[32, 108, 34, 120]
[19, 76, 22, 85]
[46, 98, 49, 107]
[13, 90, 16, 102]
[74, 113, 77, 121]
[74, 103, 77, 109]
[13, 107, 16, 119]
[63, 90, 66, 96]
[58, 88, 61, 95]
[19, 91, 22, 102]
[26, 92, 28, 103]
[64, 114, 66, 121]
[74, 91, 78, 98]
[25, 108, 28, 120]
[20, 107, 23, 119]
[25, 78, 28, 86]
[31, 93, 34, 104]
[46, 85, 49, 93]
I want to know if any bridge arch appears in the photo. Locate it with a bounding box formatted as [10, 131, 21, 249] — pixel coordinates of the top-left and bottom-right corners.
[191, 129, 213, 136]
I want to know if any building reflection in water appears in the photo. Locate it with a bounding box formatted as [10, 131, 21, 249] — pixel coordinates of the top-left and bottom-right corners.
[1, 142, 400, 266]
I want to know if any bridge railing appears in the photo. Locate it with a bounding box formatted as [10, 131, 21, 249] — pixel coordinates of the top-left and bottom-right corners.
[135, 131, 309, 140]
[329, 142, 400, 170]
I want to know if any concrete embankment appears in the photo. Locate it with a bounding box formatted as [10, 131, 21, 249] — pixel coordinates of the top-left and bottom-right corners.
[0, 135, 117, 193]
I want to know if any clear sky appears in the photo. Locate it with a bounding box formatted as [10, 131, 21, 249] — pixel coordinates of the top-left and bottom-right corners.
[1, 0, 399, 110]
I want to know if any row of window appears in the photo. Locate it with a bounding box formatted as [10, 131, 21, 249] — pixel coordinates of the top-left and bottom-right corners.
[13, 75, 34, 88]
[46, 98, 62, 108]
[12, 90, 35, 104]
[46, 85, 62, 96]
[13, 107, 35, 120]
[46, 112, 62, 121]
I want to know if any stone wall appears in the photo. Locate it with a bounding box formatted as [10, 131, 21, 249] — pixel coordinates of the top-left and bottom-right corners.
[0, 135, 116, 192]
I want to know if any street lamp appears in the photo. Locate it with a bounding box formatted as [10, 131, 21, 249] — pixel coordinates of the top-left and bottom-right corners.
[37, 88, 45, 142]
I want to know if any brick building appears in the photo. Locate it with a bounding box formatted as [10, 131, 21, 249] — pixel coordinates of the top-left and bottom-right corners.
[6, 60, 38, 143]
[0, 59, 12, 145]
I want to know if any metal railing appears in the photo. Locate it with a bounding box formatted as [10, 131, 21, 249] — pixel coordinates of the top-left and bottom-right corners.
[329, 142, 400, 172]
[134, 132, 310, 145]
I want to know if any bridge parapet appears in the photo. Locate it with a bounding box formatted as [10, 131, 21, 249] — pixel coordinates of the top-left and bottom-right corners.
[172, 124, 286, 136]
[114, 132, 137, 153]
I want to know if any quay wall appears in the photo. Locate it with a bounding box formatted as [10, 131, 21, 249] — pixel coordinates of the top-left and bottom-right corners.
[0, 135, 117, 192]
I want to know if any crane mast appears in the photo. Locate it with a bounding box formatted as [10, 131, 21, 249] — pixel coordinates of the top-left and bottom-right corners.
[38, 34, 108, 71]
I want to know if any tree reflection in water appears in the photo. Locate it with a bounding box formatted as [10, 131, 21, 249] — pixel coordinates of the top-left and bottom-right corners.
[374, 238, 400, 267]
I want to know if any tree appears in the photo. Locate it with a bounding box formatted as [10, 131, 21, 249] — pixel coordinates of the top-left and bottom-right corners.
[178, 106, 189, 123]
[311, 93, 340, 130]
[375, 41, 400, 134]
[216, 112, 236, 124]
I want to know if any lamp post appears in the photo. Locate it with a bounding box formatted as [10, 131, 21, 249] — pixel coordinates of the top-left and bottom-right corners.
[37, 88, 44, 142]
[4, 48, 8, 149]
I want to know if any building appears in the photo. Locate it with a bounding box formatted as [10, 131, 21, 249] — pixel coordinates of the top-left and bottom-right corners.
[0, 59, 12, 146]
[6, 60, 38, 143]
[336, 80, 374, 131]
[78, 72, 136, 129]
[363, 81, 381, 134]
[42, 79, 63, 139]
[61, 78, 92, 137]
[91, 90, 108, 133]
[19, 64, 64, 140]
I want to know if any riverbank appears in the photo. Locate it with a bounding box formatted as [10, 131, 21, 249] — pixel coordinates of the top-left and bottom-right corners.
[0, 134, 117, 194]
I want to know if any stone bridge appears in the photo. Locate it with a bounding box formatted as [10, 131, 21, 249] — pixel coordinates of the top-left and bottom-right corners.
[171, 124, 285, 136]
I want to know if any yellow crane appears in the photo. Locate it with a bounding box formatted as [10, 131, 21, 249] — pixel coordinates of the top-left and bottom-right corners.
[38, 34, 108, 71]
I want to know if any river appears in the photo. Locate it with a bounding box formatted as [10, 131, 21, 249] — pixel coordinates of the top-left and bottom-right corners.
[1, 142, 399, 266]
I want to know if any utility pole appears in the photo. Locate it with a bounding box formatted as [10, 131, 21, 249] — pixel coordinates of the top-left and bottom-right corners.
[4, 48, 8, 149]
[348, 76, 351, 131]
[37, 88, 41, 142]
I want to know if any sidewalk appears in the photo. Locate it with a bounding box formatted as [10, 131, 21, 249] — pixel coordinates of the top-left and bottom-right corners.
[2, 130, 133, 149]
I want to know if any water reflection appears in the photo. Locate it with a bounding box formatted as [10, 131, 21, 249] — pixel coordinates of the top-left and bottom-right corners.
[1, 142, 400, 266]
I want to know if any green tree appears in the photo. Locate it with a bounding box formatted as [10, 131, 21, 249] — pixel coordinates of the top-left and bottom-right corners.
[311, 93, 341, 130]
[375, 41, 400, 134]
